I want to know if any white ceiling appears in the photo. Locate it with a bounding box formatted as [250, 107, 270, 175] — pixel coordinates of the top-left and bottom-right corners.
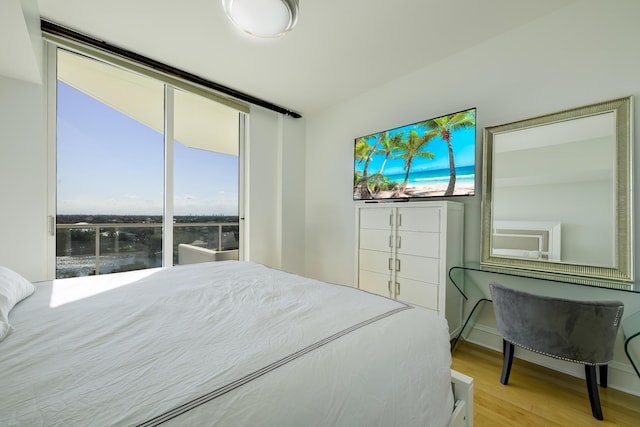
[37, 0, 575, 116]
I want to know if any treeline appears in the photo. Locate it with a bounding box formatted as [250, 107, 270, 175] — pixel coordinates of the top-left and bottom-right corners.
[57, 214, 239, 224]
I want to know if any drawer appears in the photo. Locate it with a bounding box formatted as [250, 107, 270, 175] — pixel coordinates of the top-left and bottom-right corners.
[358, 269, 393, 298]
[397, 207, 441, 232]
[395, 277, 439, 312]
[395, 253, 440, 284]
[359, 249, 393, 276]
[360, 228, 392, 251]
[359, 208, 394, 230]
[396, 231, 440, 258]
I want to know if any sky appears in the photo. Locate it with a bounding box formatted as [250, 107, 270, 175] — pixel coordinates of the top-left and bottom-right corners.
[56, 82, 239, 216]
[354, 112, 476, 179]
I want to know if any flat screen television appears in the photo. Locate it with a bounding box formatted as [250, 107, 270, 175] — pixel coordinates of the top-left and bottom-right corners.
[353, 108, 476, 201]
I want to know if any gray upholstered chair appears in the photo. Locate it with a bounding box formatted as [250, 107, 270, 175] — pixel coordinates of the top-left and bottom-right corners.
[489, 282, 624, 420]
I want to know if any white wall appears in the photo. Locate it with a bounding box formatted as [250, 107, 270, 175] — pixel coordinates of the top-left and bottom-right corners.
[0, 76, 46, 281]
[304, 0, 640, 394]
[247, 107, 306, 275]
[247, 107, 282, 268]
[0, 0, 45, 281]
[281, 116, 306, 275]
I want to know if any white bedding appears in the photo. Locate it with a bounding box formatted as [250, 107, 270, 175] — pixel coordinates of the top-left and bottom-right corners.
[0, 261, 454, 426]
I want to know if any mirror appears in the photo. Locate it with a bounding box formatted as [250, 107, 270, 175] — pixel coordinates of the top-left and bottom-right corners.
[481, 97, 634, 290]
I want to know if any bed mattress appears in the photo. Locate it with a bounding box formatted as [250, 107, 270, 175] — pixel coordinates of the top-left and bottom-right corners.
[0, 261, 454, 426]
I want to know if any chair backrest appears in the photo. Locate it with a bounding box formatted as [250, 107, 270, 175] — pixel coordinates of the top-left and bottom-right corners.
[489, 282, 624, 365]
[178, 244, 239, 265]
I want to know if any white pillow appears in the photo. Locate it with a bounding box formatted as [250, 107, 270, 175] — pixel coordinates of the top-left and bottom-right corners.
[0, 266, 35, 342]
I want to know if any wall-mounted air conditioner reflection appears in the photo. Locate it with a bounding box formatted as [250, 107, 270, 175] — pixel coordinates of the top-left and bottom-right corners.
[491, 221, 561, 262]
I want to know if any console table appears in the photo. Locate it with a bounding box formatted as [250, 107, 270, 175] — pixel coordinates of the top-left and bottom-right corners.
[622, 310, 640, 379]
[448, 263, 640, 382]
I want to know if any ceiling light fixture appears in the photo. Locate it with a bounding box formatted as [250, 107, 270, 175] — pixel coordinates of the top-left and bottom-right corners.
[222, 0, 299, 38]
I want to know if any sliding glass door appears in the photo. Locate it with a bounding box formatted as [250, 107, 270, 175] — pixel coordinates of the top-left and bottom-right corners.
[172, 88, 241, 264]
[53, 48, 242, 278]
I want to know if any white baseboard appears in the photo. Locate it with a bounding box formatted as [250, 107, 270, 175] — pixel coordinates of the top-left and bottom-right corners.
[463, 324, 640, 397]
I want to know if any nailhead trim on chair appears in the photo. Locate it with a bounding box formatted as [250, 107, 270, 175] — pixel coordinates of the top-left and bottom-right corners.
[613, 306, 623, 327]
[505, 339, 608, 366]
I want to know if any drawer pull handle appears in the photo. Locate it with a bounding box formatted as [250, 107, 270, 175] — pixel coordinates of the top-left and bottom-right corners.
[388, 280, 392, 297]
[388, 258, 393, 271]
[395, 282, 401, 296]
[396, 259, 401, 272]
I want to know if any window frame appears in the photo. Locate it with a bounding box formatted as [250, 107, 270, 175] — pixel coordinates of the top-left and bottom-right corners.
[45, 41, 246, 279]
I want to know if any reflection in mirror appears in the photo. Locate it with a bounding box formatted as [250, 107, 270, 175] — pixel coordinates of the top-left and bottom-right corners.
[492, 220, 561, 262]
[492, 112, 616, 267]
[481, 97, 633, 289]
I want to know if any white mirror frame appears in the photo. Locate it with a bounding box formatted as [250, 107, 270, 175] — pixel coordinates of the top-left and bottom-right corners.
[481, 97, 633, 288]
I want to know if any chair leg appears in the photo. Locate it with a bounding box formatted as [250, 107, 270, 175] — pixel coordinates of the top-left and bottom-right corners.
[501, 339, 515, 385]
[599, 364, 608, 388]
[585, 365, 604, 420]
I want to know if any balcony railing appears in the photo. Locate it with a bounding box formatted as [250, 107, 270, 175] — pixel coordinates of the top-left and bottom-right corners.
[56, 222, 239, 278]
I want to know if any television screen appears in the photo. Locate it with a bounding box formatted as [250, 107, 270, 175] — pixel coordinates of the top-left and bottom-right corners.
[354, 108, 476, 201]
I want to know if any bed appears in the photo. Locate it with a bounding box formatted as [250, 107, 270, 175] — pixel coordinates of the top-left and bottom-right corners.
[0, 261, 473, 426]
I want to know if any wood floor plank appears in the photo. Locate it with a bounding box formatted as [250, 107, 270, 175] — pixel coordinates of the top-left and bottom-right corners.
[451, 341, 640, 426]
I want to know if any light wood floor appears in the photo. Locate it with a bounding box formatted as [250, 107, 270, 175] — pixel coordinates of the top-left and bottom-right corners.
[451, 341, 640, 426]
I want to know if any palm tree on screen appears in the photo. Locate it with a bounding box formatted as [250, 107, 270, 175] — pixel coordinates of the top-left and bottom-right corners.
[419, 110, 475, 196]
[395, 129, 435, 192]
[372, 132, 402, 193]
[354, 134, 380, 199]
